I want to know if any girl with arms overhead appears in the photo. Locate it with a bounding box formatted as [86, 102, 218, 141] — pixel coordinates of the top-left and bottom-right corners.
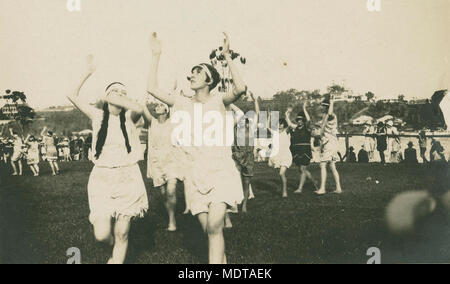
[67, 55, 149, 264]
[147, 32, 247, 264]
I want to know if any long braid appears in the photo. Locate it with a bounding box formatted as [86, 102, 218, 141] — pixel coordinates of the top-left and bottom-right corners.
[120, 109, 131, 153]
[94, 104, 109, 159]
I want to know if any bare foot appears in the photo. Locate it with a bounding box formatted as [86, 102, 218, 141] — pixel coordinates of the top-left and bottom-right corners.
[166, 224, 177, 232]
[282, 192, 288, 198]
[294, 189, 303, 194]
[183, 209, 190, 215]
[314, 189, 326, 195]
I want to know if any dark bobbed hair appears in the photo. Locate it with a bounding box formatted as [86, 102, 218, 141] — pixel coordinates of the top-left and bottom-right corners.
[191, 64, 221, 91]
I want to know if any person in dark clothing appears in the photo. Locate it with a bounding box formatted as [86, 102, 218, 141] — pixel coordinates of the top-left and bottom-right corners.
[358, 145, 369, 163]
[286, 102, 317, 193]
[84, 134, 92, 160]
[346, 146, 357, 163]
[376, 121, 387, 164]
[403, 141, 418, 163]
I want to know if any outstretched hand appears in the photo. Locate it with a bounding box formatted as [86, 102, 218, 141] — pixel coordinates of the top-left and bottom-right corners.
[86, 54, 96, 74]
[149, 32, 162, 55]
[222, 32, 230, 55]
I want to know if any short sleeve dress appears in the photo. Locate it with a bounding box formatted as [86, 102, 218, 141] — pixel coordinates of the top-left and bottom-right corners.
[147, 116, 183, 187]
[320, 114, 339, 162]
[87, 109, 148, 224]
[171, 95, 244, 215]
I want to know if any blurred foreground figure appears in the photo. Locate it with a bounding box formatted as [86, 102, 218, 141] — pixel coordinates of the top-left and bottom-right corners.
[384, 89, 449, 263]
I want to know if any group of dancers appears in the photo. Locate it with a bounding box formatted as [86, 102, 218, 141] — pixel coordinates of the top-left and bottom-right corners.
[0, 127, 60, 176]
[59, 32, 343, 264]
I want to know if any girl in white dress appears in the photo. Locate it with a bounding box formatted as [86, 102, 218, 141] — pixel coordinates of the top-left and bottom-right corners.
[67, 55, 149, 264]
[9, 129, 23, 176]
[315, 96, 343, 195]
[267, 117, 293, 198]
[25, 135, 40, 176]
[40, 127, 60, 176]
[147, 32, 247, 264]
[146, 101, 184, 231]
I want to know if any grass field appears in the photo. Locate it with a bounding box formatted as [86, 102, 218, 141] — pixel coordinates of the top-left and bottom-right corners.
[1, 160, 449, 264]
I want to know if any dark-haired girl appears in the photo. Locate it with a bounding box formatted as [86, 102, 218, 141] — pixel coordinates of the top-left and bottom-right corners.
[40, 127, 59, 176]
[147, 33, 247, 264]
[286, 102, 317, 193]
[67, 55, 148, 264]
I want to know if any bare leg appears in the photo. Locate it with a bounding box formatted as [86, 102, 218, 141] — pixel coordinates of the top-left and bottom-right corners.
[316, 162, 327, 194]
[49, 161, 56, 175]
[183, 181, 190, 214]
[241, 176, 250, 213]
[109, 215, 131, 264]
[35, 164, 40, 175]
[29, 165, 37, 176]
[280, 167, 288, 198]
[18, 160, 23, 175]
[295, 166, 307, 193]
[206, 203, 227, 264]
[11, 160, 17, 175]
[330, 162, 342, 193]
[224, 212, 233, 229]
[165, 179, 177, 231]
[54, 161, 60, 174]
[93, 216, 114, 245]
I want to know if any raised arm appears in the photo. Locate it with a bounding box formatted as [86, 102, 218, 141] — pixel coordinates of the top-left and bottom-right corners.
[147, 33, 175, 107]
[320, 95, 334, 137]
[285, 106, 297, 129]
[40, 127, 47, 137]
[250, 91, 260, 120]
[67, 55, 99, 120]
[222, 33, 248, 106]
[303, 101, 311, 122]
[228, 103, 245, 125]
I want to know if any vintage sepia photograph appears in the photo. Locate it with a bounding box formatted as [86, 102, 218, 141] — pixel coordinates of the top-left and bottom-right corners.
[0, 0, 449, 267]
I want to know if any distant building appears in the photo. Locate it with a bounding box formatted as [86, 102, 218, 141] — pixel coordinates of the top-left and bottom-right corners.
[352, 115, 373, 125]
[0, 103, 19, 116]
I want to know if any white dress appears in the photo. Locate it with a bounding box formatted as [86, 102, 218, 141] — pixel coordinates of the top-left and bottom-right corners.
[172, 95, 243, 215]
[268, 130, 293, 169]
[147, 117, 183, 187]
[320, 114, 339, 162]
[87, 109, 148, 224]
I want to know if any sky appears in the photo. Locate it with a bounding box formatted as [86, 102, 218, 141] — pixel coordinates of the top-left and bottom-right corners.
[0, 0, 449, 109]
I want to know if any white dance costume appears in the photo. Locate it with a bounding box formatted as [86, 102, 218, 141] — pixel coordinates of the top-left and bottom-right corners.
[172, 95, 243, 215]
[268, 130, 292, 169]
[320, 113, 339, 162]
[88, 109, 148, 224]
[147, 116, 183, 187]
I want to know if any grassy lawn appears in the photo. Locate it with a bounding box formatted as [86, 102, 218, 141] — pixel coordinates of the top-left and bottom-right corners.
[0, 160, 449, 264]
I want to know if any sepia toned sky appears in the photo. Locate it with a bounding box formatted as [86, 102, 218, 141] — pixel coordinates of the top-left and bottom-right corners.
[0, 0, 449, 108]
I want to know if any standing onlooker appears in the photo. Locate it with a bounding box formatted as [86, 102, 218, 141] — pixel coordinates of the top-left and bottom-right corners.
[363, 122, 376, 161]
[430, 139, 446, 162]
[358, 145, 369, 163]
[418, 130, 428, 163]
[375, 122, 387, 164]
[84, 134, 92, 160]
[403, 141, 418, 164]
